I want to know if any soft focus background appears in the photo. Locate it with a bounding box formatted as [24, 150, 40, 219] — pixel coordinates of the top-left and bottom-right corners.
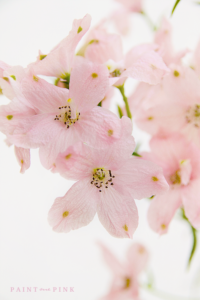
[0, 0, 200, 299]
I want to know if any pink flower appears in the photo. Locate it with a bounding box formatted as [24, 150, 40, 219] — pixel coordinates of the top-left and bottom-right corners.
[115, 0, 143, 13]
[14, 146, 30, 174]
[128, 82, 167, 116]
[48, 129, 168, 238]
[29, 14, 91, 80]
[109, 9, 132, 36]
[8, 58, 125, 169]
[0, 62, 25, 100]
[83, 29, 170, 86]
[154, 18, 189, 66]
[134, 65, 200, 146]
[141, 134, 200, 233]
[0, 99, 35, 137]
[99, 242, 149, 300]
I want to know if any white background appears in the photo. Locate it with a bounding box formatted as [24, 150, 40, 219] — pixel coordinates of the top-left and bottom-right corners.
[0, 0, 200, 299]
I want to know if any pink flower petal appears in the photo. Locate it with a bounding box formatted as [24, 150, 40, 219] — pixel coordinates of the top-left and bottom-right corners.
[14, 146, 30, 174]
[123, 45, 170, 85]
[0, 99, 35, 136]
[29, 14, 91, 77]
[97, 188, 138, 238]
[135, 103, 186, 136]
[20, 75, 69, 113]
[10, 114, 62, 149]
[48, 178, 97, 233]
[98, 243, 125, 275]
[148, 188, 182, 234]
[115, 0, 143, 12]
[182, 179, 200, 229]
[115, 157, 169, 200]
[69, 59, 109, 113]
[84, 29, 123, 64]
[39, 125, 80, 169]
[0, 78, 15, 100]
[76, 107, 122, 148]
[126, 243, 149, 276]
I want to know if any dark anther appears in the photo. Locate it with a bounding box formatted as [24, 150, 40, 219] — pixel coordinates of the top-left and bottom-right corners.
[111, 183, 114, 185]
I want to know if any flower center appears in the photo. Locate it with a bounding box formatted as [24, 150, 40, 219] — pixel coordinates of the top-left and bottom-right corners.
[170, 170, 181, 185]
[170, 159, 192, 186]
[54, 105, 80, 128]
[91, 168, 115, 192]
[185, 104, 200, 127]
[124, 277, 131, 289]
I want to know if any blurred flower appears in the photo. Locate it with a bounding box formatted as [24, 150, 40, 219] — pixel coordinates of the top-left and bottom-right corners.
[99, 242, 149, 299]
[115, 0, 143, 13]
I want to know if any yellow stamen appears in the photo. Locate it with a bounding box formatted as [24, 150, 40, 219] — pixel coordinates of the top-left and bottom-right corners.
[63, 211, 69, 218]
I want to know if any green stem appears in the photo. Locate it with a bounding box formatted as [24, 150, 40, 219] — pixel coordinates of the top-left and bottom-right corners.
[180, 208, 198, 267]
[140, 11, 157, 31]
[188, 225, 197, 267]
[98, 101, 102, 107]
[117, 105, 123, 118]
[132, 151, 141, 157]
[171, 0, 182, 16]
[117, 85, 132, 119]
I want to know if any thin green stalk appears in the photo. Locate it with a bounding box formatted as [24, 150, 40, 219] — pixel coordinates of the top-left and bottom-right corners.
[117, 85, 132, 119]
[98, 101, 102, 107]
[132, 151, 141, 157]
[188, 225, 197, 267]
[181, 208, 198, 267]
[171, 0, 182, 16]
[117, 105, 123, 118]
[140, 11, 157, 31]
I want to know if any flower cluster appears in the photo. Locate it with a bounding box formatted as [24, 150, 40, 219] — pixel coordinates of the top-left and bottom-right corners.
[129, 18, 200, 233]
[0, 14, 170, 238]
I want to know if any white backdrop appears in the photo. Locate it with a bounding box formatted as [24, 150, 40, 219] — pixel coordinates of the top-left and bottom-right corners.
[0, 0, 200, 299]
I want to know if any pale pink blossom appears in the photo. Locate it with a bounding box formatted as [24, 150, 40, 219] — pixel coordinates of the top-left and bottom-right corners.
[115, 0, 143, 13]
[48, 130, 168, 238]
[0, 99, 36, 137]
[8, 58, 126, 169]
[134, 65, 200, 146]
[141, 134, 200, 233]
[29, 14, 91, 80]
[0, 62, 25, 100]
[128, 82, 168, 116]
[14, 146, 30, 174]
[99, 242, 148, 300]
[154, 18, 188, 66]
[110, 8, 132, 36]
[83, 30, 170, 86]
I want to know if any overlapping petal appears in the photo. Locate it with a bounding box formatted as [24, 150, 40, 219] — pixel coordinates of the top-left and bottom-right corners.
[48, 178, 97, 233]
